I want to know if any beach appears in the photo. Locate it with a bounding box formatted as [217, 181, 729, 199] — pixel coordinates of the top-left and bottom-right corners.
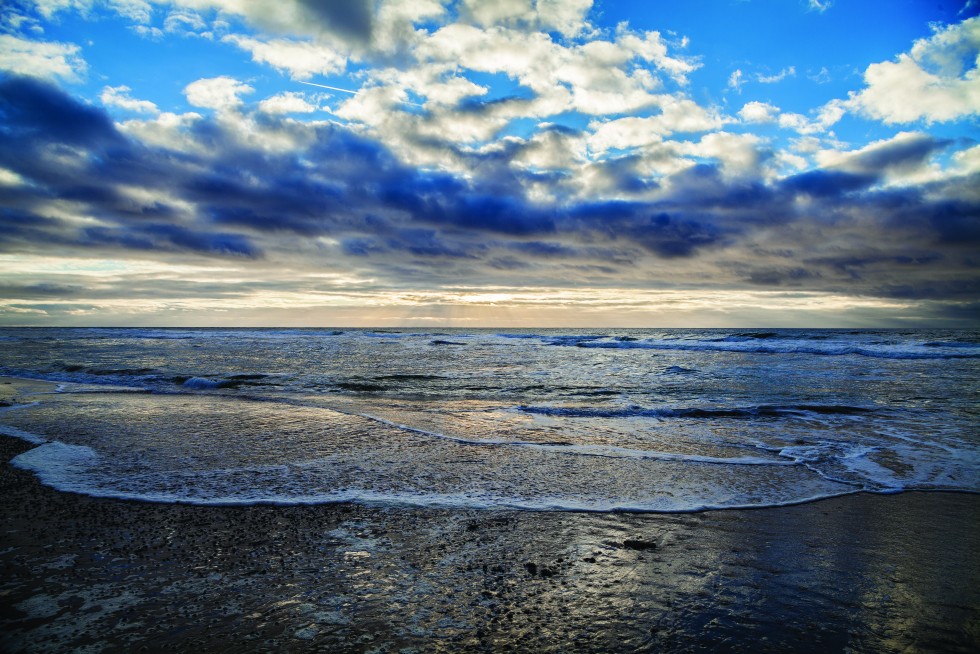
[2, 430, 978, 652]
[0, 328, 978, 654]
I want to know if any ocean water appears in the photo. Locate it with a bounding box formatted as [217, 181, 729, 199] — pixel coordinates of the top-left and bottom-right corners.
[0, 327, 978, 512]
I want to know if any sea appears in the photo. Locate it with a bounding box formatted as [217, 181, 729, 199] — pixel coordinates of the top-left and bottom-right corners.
[0, 327, 978, 513]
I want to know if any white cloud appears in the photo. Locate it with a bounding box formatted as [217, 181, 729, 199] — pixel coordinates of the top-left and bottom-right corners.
[459, 0, 534, 27]
[777, 98, 846, 134]
[258, 91, 316, 114]
[109, 0, 153, 23]
[677, 131, 765, 177]
[809, 131, 967, 188]
[0, 168, 26, 186]
[728, 69, 743, 92]
[567, 71, 661, 115]
[370, 64, 488, 107]
[846, 16, 980, 124]
[633, 142, 697, 179]
[417, 22, 692, 117]
[130, 0, 445, 55]
[0, 7, 42, 35]
[30, 1, 92, 19]
[808, 1, 832, 13]
[809, 66, 831, 84]
[815, 99, 846, 127]
[183, 76, 254, 111]
[223, 35, 348, 80]
[777, 112, 812, 133]
[416, 74, 486, 107]
[0, 34, 87, 82]
[814, 131, 938, 175]
[29, 0, 154, 30]
[371, 0, 448, 55]
[163, 8, 208, 34]
[951, 143, 980, 175]
[458, 0, 594, 38]
[117, 111, 202, 151]
[773, 151, 808, 172]
[738, 101, 779, 123]
[317, 15, 713, 178]
[588, 116, 663, 154]
[536, 0, 594, 37]
[513, 127, 586, 170]
[756, 66, 795, 84]
[791, 136, 824, 154]
[615, 25, 698, 84]
[163, 0, 356, 43]
[133, 25, 165, 39]
[655, 98, 727, 133]
[419, 23, 558, 80]
[588, 98, 726, 154]
[100, 85, 159, 114]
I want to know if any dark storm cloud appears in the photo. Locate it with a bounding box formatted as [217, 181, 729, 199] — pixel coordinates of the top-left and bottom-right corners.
[341, 237, 382, 256]
[926, 197, 980, 244]
[2, 74, 979, 303]
[929, 301, 980, 321]
[873, 277, 980, 301]
[779, 134, 952, 200]
[0, 277, 340, 302]
[650, 165, 786, 225]
[559, 199, 728, 259]
[140, 224, 261, 257]
[509, 241, 579, 258]
[804, 252, 945, 276]
[0, 206, 63, 251]
[780, 170, 877, 197]
[625, 212, 723, 258]
[78, 224, 261, 257]
[0, 283, 81, 298]
[388, 228, 480, 258]
[0, 75, 555, 258]
[0, 75, 121, 148]
[449, 195, 556, 235]
[741, 267, 819, 286]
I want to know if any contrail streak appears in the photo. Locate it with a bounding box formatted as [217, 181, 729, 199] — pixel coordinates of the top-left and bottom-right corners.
[297, 80, 360, 95]
[297, 80, 425, 107]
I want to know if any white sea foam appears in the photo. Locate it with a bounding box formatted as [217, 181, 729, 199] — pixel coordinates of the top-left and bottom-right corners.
[4, 441, 859, 513]
[0, 327, 976, 513]
[12, 441, 99, 477]
[0, 423, 48, 445]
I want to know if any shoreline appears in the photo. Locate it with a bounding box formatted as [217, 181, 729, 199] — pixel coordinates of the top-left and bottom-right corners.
[2, 374, 973, 516]
[3, 375, 979, 651]
[3, 434, 979, 652]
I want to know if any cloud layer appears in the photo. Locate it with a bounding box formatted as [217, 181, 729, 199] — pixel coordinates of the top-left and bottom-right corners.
[0, 1, 978, 325]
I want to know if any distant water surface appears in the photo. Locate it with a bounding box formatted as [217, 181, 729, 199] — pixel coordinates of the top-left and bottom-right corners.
[1, 328, 977, 512]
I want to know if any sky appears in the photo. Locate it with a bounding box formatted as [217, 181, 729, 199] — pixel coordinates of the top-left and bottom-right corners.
[0, 0, 978, 328]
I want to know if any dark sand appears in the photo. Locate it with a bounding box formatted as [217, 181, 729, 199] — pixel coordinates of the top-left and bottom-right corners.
[1, 381, 979, 653]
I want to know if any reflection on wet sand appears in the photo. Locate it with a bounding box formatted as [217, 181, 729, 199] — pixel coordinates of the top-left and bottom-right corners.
[2, 432, 977, 653]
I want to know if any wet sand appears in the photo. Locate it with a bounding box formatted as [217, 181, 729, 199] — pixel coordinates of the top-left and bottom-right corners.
[1, 381, 979, 652]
